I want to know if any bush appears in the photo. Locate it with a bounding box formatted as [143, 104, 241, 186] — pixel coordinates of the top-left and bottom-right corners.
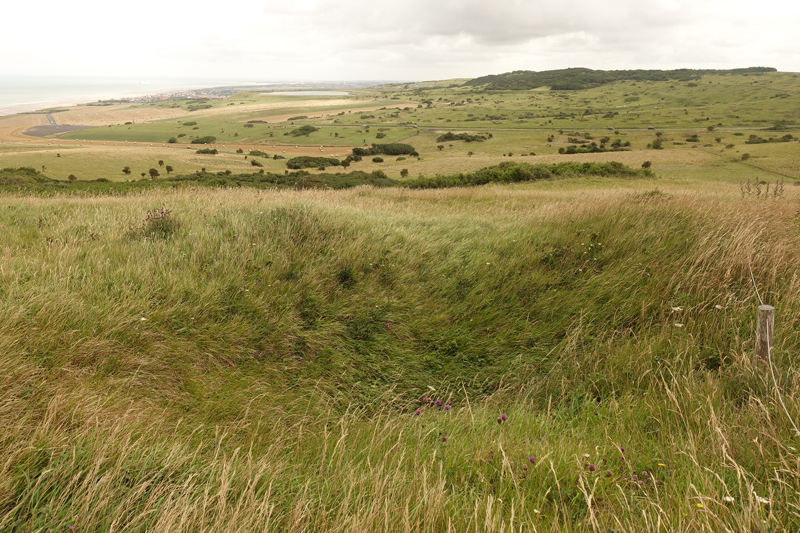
[288, 125, 319, 137]
[437, 132, 487, 143]
[196, 148, 218, 155]
[400, 169, 409, 177]
[168, 137, 178, 143]
[182, 121, 197, 126]
[288, 116, 308, 120]
[286, 156, 341, 170]
[128, 206, 180, 240]
[372, 157, 384, 163]
[376, 132, 386, 139]
[251, 159, 263, 167]
[243, 124, 254, 128]
[191, 136, 216, 144]
[352, 143, 416, 157]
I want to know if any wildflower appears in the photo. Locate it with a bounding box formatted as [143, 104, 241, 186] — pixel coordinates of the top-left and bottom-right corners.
[444, 404, 451, 410]
[529, 457, 536, 463]
[441, 436, 448, 442]
[606, 470, 612, 477]
[754, 494, 770, 505]
[671, 306, 683, 312]
[414, 409, 421, 416]
[620, 447, 626, 453]
[435, 399, 442, 406]
[522, 464, 528, 470]
[696, 503, 703, 509]
[500, 413, 507, 420]
[642, 471, 649, 477]
[386, 323, 391, 329]
[723, 496, 735, 503]
[587, 464, 596, 471]
[533, 509, 540, 514]
[674, 323, 684, 328]
[715, 304, 724, 310]
[658, 463, 666, 467]
[139, 317, 147, 321]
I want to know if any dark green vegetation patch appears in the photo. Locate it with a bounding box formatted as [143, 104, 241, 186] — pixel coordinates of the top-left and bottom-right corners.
[467, 66, 778, 90]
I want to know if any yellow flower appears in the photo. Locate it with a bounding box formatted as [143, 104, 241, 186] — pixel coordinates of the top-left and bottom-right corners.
[658, 463, 666, 467]
[696, 503, 703, 509]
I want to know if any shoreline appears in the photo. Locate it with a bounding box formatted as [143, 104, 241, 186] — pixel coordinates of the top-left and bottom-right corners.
[0, 81, 248, 119]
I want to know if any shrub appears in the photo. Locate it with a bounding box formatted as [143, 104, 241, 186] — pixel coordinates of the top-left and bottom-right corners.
[400, 169, 409, 177]
[251, 159, 263, 167]
[286, 156, 341, 169]
[196, 148, 218, 155]
[191, 136, 217, 144]
[168, 137, 178, 143]
[183, 121, 197, 127]
[372, 157, 384, 163]
[376, 132, 386, 139]
[288, 125, 319, 137]
[243, 124, 254, 128]
[436, 132, 487, 143]
[288, 115, 308, 120]
[128, 206, 180, 240]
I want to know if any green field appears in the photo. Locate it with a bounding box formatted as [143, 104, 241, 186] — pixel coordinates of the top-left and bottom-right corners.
[1, 69, 800, 531]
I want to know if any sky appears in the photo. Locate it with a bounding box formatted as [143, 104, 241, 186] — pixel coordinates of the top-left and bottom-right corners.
[4, 0, 799, 83]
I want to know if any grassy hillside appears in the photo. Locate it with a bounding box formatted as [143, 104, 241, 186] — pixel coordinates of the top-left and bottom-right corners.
[465, 67, 778, 90]
[1, 177, 799, 531]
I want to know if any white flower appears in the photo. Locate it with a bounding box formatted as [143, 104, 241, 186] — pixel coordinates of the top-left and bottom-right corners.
[533, 509, 541, 514]
[140, 317, 147, 321]
[671, 306, 683, 312]
[723, 496, 735, 503]
[755, 495, 770, 505]
[674, 323, 684, 328]
[714, 305, 724, 310]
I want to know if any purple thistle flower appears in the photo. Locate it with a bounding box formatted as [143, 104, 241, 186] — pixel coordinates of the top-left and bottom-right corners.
[642, 471, 649, 477]
[444, 404, 451, 411]
[414, 409, 421, 416]
[620, 447, 626, 453]
[529, 456, 536, 463]
[500, 413, 507, 420]
[441, 436, 447, 442]
[587, 464, 595, 471]
[435, 399, 442, 406]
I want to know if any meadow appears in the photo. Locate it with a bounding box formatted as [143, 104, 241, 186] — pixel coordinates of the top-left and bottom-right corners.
[1, 69, 799, 531]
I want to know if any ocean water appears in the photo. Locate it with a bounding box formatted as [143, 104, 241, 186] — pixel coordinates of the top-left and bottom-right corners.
[0, 76, 243, 117]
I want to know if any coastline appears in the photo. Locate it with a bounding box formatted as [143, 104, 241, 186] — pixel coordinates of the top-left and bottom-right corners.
[0, 80, 247, 118]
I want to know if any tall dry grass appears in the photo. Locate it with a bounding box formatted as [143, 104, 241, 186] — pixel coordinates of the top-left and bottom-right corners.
[1, 181, 799, 531]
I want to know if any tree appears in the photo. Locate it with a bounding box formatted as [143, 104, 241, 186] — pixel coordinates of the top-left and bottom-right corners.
[68, 174, 77, 182]
[468, 151, 474, 157]
[641, 161, 652, 169]
[141, 172, 146, 179]
[341, 159, 350, 169]
[158, 160, 164, 167]
[165, 165, 173, 175]
[122, 166, 131, 175]
[168, 137, 178, 143]
[437, 145, 444, 151]
[149, 168, 160, 179]
[400, 169, 409, 178]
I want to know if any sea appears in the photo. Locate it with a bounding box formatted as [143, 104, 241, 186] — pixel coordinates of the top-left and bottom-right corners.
[0, 76, 255, 117]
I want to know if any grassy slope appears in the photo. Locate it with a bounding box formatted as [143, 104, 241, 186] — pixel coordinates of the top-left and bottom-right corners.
[2, 72, 800, 531]
[1, 179, 800, 531]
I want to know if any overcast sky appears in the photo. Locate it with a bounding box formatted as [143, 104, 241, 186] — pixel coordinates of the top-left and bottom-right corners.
[4, 0, 799, 82]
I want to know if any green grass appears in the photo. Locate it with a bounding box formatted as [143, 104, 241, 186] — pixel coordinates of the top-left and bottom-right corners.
[1, 178, 800, 530]
[2, 73, 800, 531]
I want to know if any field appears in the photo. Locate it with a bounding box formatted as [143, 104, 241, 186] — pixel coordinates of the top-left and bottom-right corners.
[1, 70, 800, 531]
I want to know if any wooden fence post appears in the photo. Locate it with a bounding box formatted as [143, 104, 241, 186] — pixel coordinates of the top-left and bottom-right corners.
[755, 304, 774, 364]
